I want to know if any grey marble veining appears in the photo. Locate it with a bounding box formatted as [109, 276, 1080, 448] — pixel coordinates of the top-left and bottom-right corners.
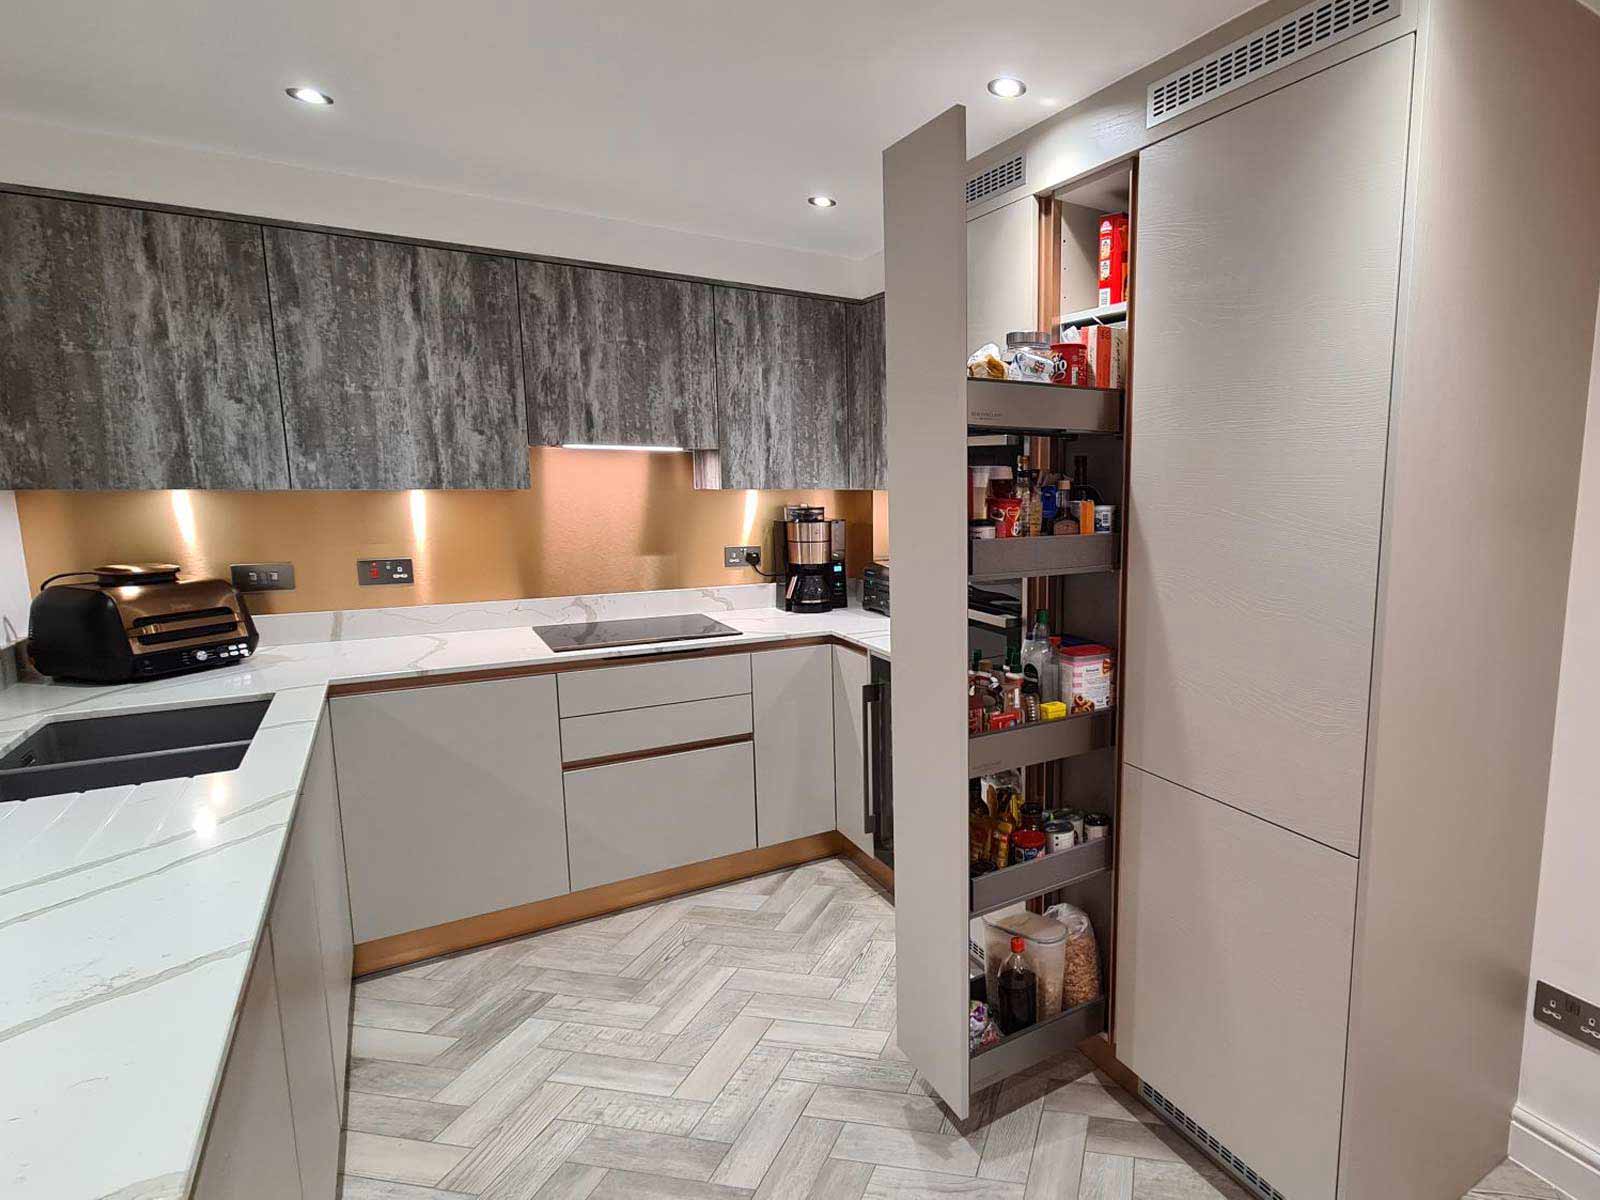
[266, 229, 530, 490]
[519, 262, 717, 449]
[713, 288, 850, 490]
[0, 193, 289, 490]
[845, 296, 887, 490]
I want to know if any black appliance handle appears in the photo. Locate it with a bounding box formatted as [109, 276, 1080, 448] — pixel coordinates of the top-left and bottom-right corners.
[862, 682, 882, 831]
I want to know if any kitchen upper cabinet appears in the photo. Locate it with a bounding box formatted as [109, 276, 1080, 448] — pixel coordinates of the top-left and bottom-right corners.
[845, 295, 886, 489]
[0, 192, 289, 490]
[518, 262, 716, 449]
[265, 229, 530, 489]
[331, 675, 567, 943]
[713, 287, 850, 489]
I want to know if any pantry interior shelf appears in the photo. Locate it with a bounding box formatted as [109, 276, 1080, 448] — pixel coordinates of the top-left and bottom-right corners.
[1055, 301, 1128, 328]
[970, 837, 1111, 917]
[967, 378, 1123, 436]
[969, 532, 1118, 582]
[968, 709, 1114, 777]
[970, 996, 1107, 1090]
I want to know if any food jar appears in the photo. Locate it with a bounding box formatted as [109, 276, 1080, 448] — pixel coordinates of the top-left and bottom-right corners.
[987, 497, 1022, 538]
[1084, 813, 1110, 841]
[1012, 830, 1046, 862]
[969, 519, 997, 540]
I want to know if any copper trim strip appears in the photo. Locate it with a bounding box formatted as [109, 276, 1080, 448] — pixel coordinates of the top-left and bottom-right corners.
[562, 732, 752, 772]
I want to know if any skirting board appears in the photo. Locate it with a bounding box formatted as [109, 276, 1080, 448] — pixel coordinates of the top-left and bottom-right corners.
[354, 830, 856, 975]
[1511, 1105, 1600, 1200]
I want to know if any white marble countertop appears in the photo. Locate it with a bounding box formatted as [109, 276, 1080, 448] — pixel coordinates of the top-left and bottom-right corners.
[0, 592, 888, 1199]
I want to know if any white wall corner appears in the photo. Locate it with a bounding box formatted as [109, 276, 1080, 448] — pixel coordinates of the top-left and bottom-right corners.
[0, 114, 877, 298]
[1511, 1105, 1600, 1200]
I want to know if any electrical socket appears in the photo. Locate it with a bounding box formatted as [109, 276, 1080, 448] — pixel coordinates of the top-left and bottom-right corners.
[230, 562, 296, 592]
[1534, 980, 1600, 1052]
[357, 557, 415, 586]
[725, 545, 761, 569]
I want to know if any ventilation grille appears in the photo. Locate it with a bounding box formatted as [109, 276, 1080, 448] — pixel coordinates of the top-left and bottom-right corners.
[1140, 1082, 1288, 1200]
[965, 154, 1025, 205]
[1147, 0, 1400, 127]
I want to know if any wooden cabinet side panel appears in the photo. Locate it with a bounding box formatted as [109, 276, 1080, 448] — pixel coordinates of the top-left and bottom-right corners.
[831, 645, 873, 854]
[268, 801, 341, 1200]
[713, 288, 850, 489]
[751, 646, 836, 845]
[193, 938, 304, 1200]
[266, 229, 529, 489]
[845, 296, 887, 489]
[330, 675, 568, 942]
[518, 261, 716, 448]
[1122, 41, 1413, 853]
[0, 193, 289, 490]
[1116, 766, 1357, 1200]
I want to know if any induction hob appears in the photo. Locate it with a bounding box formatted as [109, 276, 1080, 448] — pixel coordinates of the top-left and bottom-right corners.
[533, 613, 741, 653]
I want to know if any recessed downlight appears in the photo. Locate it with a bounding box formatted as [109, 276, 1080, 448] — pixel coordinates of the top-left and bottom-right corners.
[285, 86, 334, 106]
[987, 76, 1027, 99]
[807, 194, 837, 208]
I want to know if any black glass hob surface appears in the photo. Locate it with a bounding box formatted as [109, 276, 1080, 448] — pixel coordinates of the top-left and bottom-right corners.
[532, 613, 741, 653]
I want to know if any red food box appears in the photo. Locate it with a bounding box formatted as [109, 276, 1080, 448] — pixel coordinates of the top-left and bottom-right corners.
[1097, 213, 1128, 307]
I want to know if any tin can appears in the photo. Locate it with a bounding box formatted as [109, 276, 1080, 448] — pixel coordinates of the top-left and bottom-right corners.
[1060, 809, 1086, 843]
[1084, 813, 1110, 841]
[1094, 504, 1115, 534]
[1044, 819, 1075, 853]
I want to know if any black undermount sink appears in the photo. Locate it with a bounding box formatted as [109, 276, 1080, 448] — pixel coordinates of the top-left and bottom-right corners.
[0, 699, 269, 802]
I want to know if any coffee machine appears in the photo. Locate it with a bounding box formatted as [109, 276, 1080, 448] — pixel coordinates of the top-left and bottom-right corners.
[775, 506, 847, 613]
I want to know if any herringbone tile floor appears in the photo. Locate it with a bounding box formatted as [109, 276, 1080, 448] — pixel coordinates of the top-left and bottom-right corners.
[336, 857, 1561, 1200]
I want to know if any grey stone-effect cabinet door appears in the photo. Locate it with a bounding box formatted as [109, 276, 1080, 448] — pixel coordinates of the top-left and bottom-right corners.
[713, 287, 849, 489]
[0, 193, 289, 489]
[846, 295, 886, 489]
[518, 262, 716, 448]
[265, 229, 530, 489]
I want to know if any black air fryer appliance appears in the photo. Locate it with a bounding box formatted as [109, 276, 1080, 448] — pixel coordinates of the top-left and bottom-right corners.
[28, 564, 259, 683]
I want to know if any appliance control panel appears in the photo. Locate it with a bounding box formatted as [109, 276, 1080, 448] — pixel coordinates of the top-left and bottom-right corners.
[357, 557, 414, 586]
[1533, 980, 1600, 1052]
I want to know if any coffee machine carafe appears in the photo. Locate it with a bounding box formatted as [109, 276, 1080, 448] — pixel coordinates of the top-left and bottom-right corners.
[777, 506, 837, 613]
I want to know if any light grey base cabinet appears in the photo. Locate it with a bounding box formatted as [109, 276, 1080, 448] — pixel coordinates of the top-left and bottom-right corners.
[564, 742, 757, 890]
[196, 720, 350, 1200]
[831, 645, 873, 855]
[193, 938, 304, 1200]
[0, 192, 290, 490]
[752, 646, 836, 845]
[331, 675, 568, 942]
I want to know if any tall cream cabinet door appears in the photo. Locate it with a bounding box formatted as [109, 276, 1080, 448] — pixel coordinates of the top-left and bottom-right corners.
[1122, 38, 1413, 854]
[831, 645, 873, 855]
[752, 645, 835, 845]
[331, 675, 568, 943]
[1117, 766, 1358, 1200]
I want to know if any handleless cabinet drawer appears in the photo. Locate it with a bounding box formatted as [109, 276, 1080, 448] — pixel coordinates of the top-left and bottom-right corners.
[564, 742, 757, 890]
[560, 694, 753, 765]
[556, 652, 751, 717]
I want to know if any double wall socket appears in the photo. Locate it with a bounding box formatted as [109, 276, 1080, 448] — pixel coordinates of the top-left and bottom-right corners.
[230, 562, 295, 592]
[1533, 980, 1600, 1052]
[725, 546, 761, 569]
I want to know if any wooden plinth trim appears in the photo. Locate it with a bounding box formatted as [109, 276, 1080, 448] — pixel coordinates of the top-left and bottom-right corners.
[328, 634, 840, 698]
[353, 831, 845, 976]
[831, 836, 895, 894]
[562, 732, 752, 772]
[1078, 1032, 1139, 1095]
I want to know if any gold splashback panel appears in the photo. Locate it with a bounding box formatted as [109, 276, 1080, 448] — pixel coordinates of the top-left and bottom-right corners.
[16, 449, 881, 616]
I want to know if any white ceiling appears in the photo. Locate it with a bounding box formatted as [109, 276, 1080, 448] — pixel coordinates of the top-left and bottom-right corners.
[0, 1, 1257, 262]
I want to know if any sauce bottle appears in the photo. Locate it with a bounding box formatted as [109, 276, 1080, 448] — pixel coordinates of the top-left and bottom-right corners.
[996, 936, 1038, 1034]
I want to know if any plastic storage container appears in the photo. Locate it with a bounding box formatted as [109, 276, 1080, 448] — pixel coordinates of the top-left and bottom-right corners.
[982, 910, 1069, 1019]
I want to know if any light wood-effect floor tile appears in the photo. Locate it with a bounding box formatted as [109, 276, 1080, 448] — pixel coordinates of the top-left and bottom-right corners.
[345, 1090, 467, 1141]
[561, 1086, 710, 1135]
[550, 1051, 691, 1097]
[1025, 1111, 1089, 1200]
[434, 1056, 574, 1147]
[348, 1058, 460, 1102]
[782, 1049, 917, 1094]
[476, 1119, 593, 1200]
[675, 1014, 773, 1101]
[338, 1176, 477, 1198]
[1042, 1081, 1163, 1125]
[727, 967, 846, 998]
[805, 1084, 946, 1133]
[431, 1017, 561, 1106]
[1077, 1152, 1134, 1200]
[352, 995, 463, 1033]
[1084, 1118, 1185, 1164]
[343, 1130, 470, 1187]
[830, 1124, 983, 1178]
[710, 1078, 816, 1187]
[568, 1125, 732, 1182]
[864, 1164, 1026, 1198]
[351, 1026, 459, 1066]
[526, 1161, 610, 1200]
[763, 1019, 890, 1059]
[543, 1022, 677, 1060]
[751, 1116, 844, 1200]
[691, 1044, 794, 1143]
[811, 1158, 877, 1200]
[440, 1083, 582, 1192]
[744, 992, 866, 1027]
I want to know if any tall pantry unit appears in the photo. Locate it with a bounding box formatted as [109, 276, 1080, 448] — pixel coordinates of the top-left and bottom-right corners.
[885, 2, 1600, 1199]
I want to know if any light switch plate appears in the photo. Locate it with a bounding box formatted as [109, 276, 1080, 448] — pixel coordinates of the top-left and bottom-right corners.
[725, 545, 761, 569]
[357, 557, 415, 586]
[230, 562, 296, 592]
[1533, 980, 1600, 1052]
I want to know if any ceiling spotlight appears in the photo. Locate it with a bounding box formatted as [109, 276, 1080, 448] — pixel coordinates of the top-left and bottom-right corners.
[285, 86, 334, 106]
[808, 195, 837, 208]
[987, 76, 1027, 99]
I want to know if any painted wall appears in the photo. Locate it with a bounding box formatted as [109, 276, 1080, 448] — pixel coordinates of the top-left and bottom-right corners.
[0, 491, 29, 646]
[14, 450, 880, 616]
[0, 114, 882, 298]
[1514, 291, 1600, 1197]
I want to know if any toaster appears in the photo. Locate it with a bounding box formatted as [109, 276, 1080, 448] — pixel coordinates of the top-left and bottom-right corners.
[28, 564, 259, 683]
